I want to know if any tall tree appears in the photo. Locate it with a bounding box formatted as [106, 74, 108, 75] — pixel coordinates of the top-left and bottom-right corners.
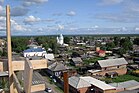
[64, 37, 70, 44]
[134, 37, 139, 45]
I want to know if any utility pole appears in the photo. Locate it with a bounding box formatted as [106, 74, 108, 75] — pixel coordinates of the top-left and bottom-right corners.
[6, 5, 14, 93]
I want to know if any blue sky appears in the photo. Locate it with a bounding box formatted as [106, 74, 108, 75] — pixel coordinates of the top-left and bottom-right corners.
[0, 0, 139, 35]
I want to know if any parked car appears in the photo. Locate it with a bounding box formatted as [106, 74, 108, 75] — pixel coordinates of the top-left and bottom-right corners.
[53, 79, 56, 83]
[45, 88, 52, 93]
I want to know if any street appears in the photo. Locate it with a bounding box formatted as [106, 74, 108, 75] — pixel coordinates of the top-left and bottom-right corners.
[34, 71, 63, 93]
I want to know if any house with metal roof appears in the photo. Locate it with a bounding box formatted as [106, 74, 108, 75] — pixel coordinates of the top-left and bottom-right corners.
[69, 76, 91, 93]
[69, 76, 116, 93]
[71, 57, 83, 66]
[81, 76, 116, 93]
[23, 47, 47, 57]
[89, 58, 128, 77]
[109, 80, 139, 92]
[47, 62, 69, 78]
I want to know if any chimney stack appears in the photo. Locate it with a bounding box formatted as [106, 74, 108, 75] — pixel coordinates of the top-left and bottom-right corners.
[63, 71, 69, 93]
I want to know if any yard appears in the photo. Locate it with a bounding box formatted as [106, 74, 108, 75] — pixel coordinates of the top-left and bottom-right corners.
[102, 74, 139, 83]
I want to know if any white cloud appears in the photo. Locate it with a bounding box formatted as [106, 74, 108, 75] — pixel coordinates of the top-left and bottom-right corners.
[96, 12, 139, 23]
[100, 0, 124, 5]
[11, 6, 29, 16]
[38, 28, 43, 31]
[11, 19, 27, 31]
[0, 16, 28, 32]
[0, 0, 4, 5]
[135, 27, 139, 31]
[58, 24, 64, 30]
[24, 15, 41, 25]
[67, 11, 76, 16]
[45, 19, 55, 22]
[92, 25, 99, 28]
[121, 27, 127, 31]
[0, 16, 5, 22]
[52, 13, 62, 16]
[96, 0, 139, 23]
[0, 5, 3, 12]
[13, 24, 27, 31]
[125, 1, 139, 12]
[23, 0, 48, 6]
[0, 17, 5, 31]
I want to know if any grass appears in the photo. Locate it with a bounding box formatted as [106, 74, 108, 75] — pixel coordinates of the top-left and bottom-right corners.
[55, 86, 64, 93]
[112, 74, 139, 82]
[102, 74, 139, 83]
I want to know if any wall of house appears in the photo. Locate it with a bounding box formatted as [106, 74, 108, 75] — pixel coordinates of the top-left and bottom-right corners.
[99, 53, 105, 57]
[78, 87, 89, 93]
[0, 62, 3, 72]
[75, 63, 83, 67]
[104, 89, 117, 93]
[69, 85, 90, 93]
[54, 71, 61, 77]
[23, 52, 46, 57]
[90, 85, 116, 93]
[69, 85, 79, 93]
[91, 68, 127, 76]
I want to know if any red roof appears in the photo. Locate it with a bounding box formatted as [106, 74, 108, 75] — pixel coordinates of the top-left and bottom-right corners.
[98, 50, 105, 53]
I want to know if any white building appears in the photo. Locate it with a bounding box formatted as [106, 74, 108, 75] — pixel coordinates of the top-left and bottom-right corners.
[23, 47, 47, 57]
[57, 34, 64, 45]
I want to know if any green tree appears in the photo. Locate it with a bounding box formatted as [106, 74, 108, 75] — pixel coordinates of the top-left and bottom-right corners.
[120, 37, 133, 51]
[133, 37, 139, 45]
[114, 37, 120, 46]
[0, 50, 2, 56]
[2, 49, 7, 57]
[0, 80, 9, 91]
[106, 42, 115, 50]
[64, 37, 70, 44]
[119, 48, 126, 55]
[11, 37, 29, 53]
[51, 42, 58, 54]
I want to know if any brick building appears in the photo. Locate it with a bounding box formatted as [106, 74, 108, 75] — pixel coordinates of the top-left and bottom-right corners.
[88, 58, 128, 77]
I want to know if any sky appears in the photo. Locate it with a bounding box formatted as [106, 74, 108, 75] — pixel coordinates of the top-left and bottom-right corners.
[0, 0, 139, 36]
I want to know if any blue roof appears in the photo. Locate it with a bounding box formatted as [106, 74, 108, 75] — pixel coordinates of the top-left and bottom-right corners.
[23, 47, 46, 52]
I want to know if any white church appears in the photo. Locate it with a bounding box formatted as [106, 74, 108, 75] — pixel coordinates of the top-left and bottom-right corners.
[56, 34, 68, 46]
[57, 34, 64, 45]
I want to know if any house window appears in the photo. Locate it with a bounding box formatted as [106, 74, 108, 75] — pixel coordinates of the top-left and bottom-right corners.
[104, 68, 107, 70]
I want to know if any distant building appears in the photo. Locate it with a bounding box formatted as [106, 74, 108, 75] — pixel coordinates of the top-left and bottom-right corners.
[45, 54, 54, 60]
[57, 34, 64, 45]
[97, 50, 106, 57]
[71, 57, 83, 66]
[96, 47, 106, 57]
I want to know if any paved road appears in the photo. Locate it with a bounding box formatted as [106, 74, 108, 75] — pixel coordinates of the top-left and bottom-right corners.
[34, 72, 63, 93]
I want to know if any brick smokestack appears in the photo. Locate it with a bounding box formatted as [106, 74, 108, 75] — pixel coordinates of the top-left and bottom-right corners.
[63, 71, 69, 93]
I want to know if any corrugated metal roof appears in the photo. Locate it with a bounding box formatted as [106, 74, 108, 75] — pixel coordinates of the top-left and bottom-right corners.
[23, 47, 46, 53]
[48, 62, 68, 71]
[109, 80, 139, 90]
[98, 58, 128, 68]
[81, 76, 115, 90]
[0, 71, 8, 77]
[71, 57, 82, 62]
[69, 76, 91, 89]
